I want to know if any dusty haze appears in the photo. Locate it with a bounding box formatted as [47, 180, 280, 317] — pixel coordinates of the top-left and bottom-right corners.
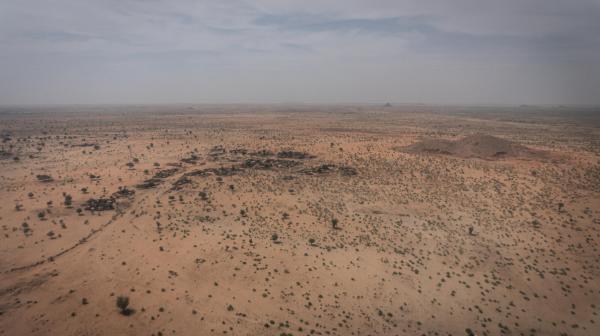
[1, 0, 600, 105]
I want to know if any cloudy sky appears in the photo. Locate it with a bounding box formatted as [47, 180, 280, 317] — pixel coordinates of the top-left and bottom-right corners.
[1, 0, 599, 105]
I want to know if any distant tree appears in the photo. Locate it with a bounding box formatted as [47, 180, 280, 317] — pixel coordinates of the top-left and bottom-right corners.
[331, 218, 339, 230]
[116, 296, 132, 315]
[64, 194, 73, 207]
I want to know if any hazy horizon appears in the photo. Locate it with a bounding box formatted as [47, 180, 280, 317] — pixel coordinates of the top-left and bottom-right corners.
[2, 0, 600, 106]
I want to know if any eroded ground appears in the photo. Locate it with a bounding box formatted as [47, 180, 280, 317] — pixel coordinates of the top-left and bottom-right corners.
[1, 105, 599, 336]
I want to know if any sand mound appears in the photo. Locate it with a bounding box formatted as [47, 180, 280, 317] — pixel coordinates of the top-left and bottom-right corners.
[403, 134, 545, 159]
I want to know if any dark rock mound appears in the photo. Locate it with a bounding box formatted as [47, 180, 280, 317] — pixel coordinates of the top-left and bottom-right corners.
[180, 154, 200, 164]
[208, 146, 226, 158]
[251, 150, 274, 157]
[88, 174, 101, 181]
[241, 159, 301, 170]
[171, 176, 193, 190]
[136, 168, 180, 189]
[0, 150, 12, 159]
[339, 166, 358, 176]
[402, 134, 546, 160]
[186, 166, 240, 177]
[229, 148, 248, 155]
[153, 168, 179, 179]
[112, 187, 135, 198]
[301, 164, 337, 175]
[277, 151, 315, 159]
[136, 178, 162, 189]
[301, 164, 358, 176]
[85, 198, 115, 211]
[72, 143, 100, 149]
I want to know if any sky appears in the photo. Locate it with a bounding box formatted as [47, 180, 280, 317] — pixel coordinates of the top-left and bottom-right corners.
[1, 0, 599, 105]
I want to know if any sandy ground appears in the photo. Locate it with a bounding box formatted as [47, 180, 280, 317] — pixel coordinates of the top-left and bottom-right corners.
[0, 104, 599, 336]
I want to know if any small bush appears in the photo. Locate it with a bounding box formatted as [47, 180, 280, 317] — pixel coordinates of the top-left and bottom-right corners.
[64, 194, 73, 207]
[116, 296, 133, 316]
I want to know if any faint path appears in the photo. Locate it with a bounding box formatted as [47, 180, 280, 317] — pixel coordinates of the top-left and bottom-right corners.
[3, 210, 125, 274]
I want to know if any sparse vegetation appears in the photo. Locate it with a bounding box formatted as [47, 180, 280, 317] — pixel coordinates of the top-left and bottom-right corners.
[1, 106, 598, 336]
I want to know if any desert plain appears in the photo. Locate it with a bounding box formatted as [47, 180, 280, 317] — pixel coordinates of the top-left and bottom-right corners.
[0, 104, 599, 336]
